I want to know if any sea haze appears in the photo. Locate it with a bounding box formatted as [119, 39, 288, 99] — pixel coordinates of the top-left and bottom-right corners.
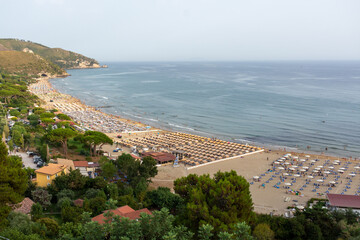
[50, 61, 360, 158]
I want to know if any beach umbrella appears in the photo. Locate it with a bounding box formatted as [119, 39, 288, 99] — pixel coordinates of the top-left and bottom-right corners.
[297, 206, 305, 210]
[310, 160, 316, 163]
[302, 166, 309, 169]
[283, 173, 289, 176]
[307, 176, 314, 179]
[329, 181, 336, 184]
[292, 165, 298, 168]
[324, 171, 331, 174]
[253, 176, 260, 179]
[317, 179, 324, 182]
[278, 167, 285, 170]
[313, 170, 319, 173]
[317, 166, 324, 168]
[289, 168, 296, 171]
[338, 170, 344, 173]
[305, 155, 310, 158]
[328, 166, 335, 169]
[300, 169, 306, 172]
[349, 173, 356, 176]
[294, 174, 301, 177]
[284, 183, 292, 186]
[354, 166, 360, 169]
[300, 159, 306, 162]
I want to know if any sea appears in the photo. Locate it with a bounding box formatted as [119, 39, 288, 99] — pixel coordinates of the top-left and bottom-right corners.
[50, 61, 360, 158]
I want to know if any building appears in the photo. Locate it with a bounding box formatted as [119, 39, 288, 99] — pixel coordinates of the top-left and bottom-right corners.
[327, 193, 360, 213]
[56, 158, 75, 171]
[92, 205, 152, 224]
[12, 197, 35, 215]
[73, 161, 100, 178]
[141, 152, 176, 164]
[34, 163, 68, 187]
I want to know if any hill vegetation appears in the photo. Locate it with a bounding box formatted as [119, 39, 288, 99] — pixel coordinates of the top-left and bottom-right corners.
[0, 51, 66, 76]
[0, 39, 100, 69]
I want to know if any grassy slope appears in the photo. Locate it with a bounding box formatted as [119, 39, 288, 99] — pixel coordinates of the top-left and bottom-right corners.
[0, 51, 66, 76]
[0, 39, 99, 69]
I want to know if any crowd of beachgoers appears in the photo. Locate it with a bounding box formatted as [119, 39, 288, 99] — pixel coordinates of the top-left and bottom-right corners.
[251, 153, 360, 208]
[29, 78, 146, 133]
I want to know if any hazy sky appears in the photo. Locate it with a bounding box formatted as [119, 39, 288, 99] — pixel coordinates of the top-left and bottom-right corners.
[1, 0, 360, 61]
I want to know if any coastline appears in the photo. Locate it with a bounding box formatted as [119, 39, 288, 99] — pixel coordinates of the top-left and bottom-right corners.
[29, 73, 360, 215]
[29, 74, 358, 162]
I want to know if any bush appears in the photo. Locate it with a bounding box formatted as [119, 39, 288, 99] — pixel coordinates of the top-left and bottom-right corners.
[9, 109, 20, 117]
[40, 112, 55, 119]
[57, 113, 71, 120]
[57, 189, 75, 200]
[37, 217, 59, 237]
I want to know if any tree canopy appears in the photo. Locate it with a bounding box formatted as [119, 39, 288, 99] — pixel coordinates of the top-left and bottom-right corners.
[174, 170, 254, 233]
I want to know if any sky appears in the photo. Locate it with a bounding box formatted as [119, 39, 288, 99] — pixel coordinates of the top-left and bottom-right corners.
[1, 0, 360, 62]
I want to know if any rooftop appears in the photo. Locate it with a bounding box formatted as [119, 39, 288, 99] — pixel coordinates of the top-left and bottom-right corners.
[74, 161, 99, 168]
[91, 205, 152, 224]
[327, 194, 360, 209]
[12, 197, 35, 214]
[35, 163, 66, 175]
[142, 152, 176, 163]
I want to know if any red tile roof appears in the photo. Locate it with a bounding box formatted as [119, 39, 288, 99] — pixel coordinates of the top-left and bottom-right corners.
[91, 205, 152, 224]
[73, 161, 99, 168]
[73, 199, 84, 207]
[73, 161, 89, 167]
[13, 197, 35, 214]
[142, 152, 176, 163]
[327, 194, 360, 209]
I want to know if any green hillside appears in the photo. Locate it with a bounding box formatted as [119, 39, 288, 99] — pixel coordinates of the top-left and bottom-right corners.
[0, 51, 66, 76]
[0, 39, 100, 69]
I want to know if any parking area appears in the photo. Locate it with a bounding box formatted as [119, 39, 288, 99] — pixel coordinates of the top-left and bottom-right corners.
[10, 151, 38, 169]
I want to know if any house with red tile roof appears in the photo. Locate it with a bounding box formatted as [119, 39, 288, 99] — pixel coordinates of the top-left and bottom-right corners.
[73, 161, 99, 178]
[12, 197, 35, 214]
[327, 194, 360, 213]
[91, 205, 152, 224]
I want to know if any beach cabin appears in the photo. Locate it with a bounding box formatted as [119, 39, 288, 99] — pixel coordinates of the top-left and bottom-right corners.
[34, 163, 68, 187]
[327, 193, 360, 213]
[141, 152, 176, 165]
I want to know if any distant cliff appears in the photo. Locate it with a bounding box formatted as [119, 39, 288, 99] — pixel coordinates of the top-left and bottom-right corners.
[0, 39, 104, 69]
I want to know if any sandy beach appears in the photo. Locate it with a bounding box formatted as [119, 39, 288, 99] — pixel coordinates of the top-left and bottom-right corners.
[30, 76, 360, 216]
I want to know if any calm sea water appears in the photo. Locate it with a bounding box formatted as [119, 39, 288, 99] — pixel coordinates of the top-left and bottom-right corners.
[51, 61, 360, 158]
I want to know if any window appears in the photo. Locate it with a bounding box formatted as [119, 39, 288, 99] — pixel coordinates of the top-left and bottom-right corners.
[47, 175, 50, 180]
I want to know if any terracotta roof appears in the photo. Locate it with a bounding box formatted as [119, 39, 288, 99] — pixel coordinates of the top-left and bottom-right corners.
[117, 205, 135, 214]
[91, 205, 152, 224]
[73, 161, 89, 167]
[35, 163, 66, 175]
[327, 194, 360, 209]
[57, 158, 75, 170]
[73, 199, 84, 207]
[131, 154, 141, 160]
[73, 161, 99, 168]
[142, 152, 176, 163]
[13, 197, 35, 214]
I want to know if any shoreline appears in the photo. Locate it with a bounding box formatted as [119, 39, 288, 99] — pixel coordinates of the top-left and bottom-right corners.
[28, 73, 360, 215]
[29, 74, 358, 162]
